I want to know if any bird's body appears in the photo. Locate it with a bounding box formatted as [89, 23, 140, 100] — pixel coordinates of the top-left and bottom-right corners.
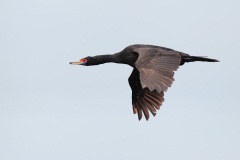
[70, 44, 219, 120]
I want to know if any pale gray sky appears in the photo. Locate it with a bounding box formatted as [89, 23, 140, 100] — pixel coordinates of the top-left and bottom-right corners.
[0, 0, 240, 160]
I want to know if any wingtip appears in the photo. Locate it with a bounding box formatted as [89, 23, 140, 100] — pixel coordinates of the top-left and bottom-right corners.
[133, 105, 137, 114]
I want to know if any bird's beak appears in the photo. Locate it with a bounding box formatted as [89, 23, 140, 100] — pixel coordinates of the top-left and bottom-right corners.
[69, 61, 86, 65]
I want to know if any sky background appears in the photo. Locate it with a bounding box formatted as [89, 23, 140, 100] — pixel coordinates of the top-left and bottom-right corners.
[0, 0, 240, 160]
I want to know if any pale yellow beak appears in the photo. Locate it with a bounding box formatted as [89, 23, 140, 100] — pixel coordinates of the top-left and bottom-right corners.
[69, 61, 84, 65]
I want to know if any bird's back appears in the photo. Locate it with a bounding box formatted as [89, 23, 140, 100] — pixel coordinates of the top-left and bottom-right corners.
[125, 44, 189, 57]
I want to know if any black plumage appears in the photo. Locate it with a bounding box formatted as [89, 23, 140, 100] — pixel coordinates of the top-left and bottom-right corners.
[70, 44, 219, 120]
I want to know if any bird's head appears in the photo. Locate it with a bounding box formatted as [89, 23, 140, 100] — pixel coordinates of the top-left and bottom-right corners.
[69, 57, 93, 66]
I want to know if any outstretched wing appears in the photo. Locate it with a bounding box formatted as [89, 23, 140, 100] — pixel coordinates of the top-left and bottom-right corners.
[134, 48, 181, 93]
[128, 68, 164, 120]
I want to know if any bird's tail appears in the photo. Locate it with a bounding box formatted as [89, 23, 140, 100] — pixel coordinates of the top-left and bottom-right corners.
[182, 56, 219, 63]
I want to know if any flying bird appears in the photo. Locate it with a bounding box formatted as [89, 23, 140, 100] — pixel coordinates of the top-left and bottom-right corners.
[70, 44, 219, 120]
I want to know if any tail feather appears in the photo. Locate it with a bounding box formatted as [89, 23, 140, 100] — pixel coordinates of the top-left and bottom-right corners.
[182, 56, 219, 63]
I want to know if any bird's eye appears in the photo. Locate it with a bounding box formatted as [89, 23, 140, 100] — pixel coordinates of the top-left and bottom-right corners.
[80, 59, 87, 63]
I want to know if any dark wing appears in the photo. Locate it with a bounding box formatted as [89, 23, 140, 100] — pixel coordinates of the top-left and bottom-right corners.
[128, 68, 164, 120]
[134, 48, 181, 93]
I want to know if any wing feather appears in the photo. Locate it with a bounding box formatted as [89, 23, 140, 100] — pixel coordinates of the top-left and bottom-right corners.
[128, 68, 165, 120]
[134, 48, 181, 93]
[138, 100, 149, 120]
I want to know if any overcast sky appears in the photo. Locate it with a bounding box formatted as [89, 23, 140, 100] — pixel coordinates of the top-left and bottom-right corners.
[0, 0, 240, 160]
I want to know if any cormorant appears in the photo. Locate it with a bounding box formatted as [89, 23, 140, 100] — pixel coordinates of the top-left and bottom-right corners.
[70, 44, 219, 120]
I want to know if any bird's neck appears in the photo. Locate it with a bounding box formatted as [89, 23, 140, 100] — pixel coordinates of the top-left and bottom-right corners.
[91, 53, 123, 65]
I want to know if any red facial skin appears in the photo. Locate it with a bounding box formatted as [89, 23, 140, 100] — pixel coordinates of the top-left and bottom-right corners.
[80, 59, 87, 63]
